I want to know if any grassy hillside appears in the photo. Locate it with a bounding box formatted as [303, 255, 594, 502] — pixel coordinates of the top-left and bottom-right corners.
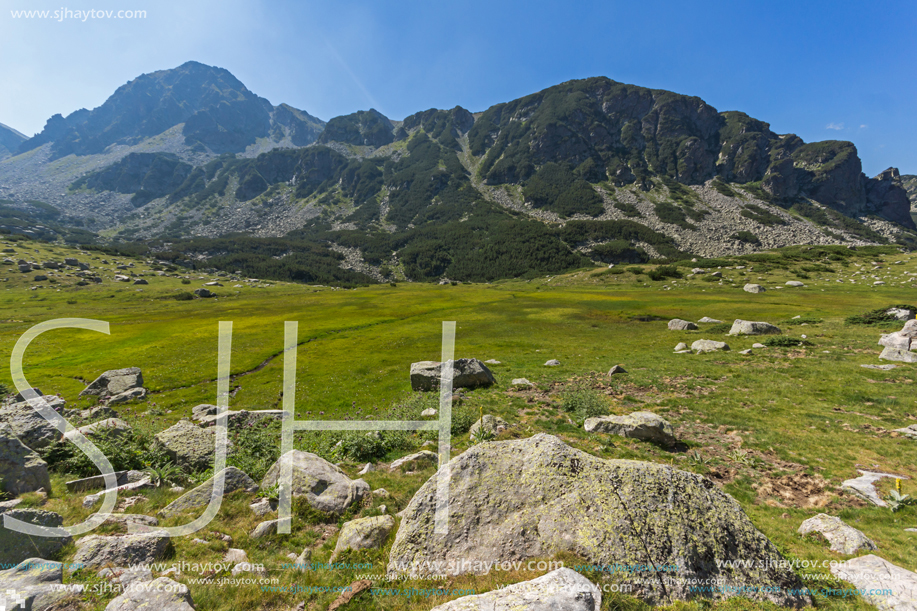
[1, 235, 916, 610]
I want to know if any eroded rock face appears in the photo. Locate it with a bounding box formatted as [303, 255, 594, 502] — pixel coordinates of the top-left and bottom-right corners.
[410, 359, 496, 392]
[428, 568, 601, 611]
[388, 434, 809, 607]
[79, 368, 144, 398]
[261, 451, 368, 514]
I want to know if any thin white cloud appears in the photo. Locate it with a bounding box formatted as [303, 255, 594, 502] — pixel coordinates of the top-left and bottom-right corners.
[826, 122, 844, 130]
[860, 124, 867, 129]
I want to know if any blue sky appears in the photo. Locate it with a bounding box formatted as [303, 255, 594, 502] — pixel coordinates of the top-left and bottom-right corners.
[1, 0, 915, 175]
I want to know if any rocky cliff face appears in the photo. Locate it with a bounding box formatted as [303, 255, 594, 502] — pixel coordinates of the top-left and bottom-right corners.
[467, 77, 913, 228]
[903, 174, 917, 211]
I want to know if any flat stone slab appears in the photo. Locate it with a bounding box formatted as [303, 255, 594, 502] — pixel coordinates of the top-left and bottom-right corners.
[66, 470, 145, 493]
[159, 467, 258, 518]
[83, 476, 154, 508]
[427, 567, 601, 611]
[584, 411, 676, 446]
[841, 470, 910, 507]
[862, 364, 899, 370]
[830, 554, 917, 611]
[798, 514, 877, 555]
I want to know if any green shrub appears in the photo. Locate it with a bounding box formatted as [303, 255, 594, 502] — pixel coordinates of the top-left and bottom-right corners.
[780, 317, 823, 326]
[227, 419, 282, 481]
[181, 278, 191, 284]
[561, 384, 609, 424]
[613, 201, 642, 217]
[845, 305, 917, 326]
[647, 265, 683, 281]
[764, 337, 814, 347]
[731, 231, 761, 245]
[705, 323, 733, 334]
[625, 266, 643, 275]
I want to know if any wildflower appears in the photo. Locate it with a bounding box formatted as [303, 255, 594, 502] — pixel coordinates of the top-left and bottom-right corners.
[896, 478, 902, 494]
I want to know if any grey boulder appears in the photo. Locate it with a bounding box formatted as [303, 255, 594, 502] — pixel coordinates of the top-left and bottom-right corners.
[64, 418, 131, 441]
[830, 555, 917, 611]
[798, 514, 877, 555]
[389, 450, 437, 472]
[469, 415, 509, 438]
[427, 568, 600, 611]
[0, 559, 82, 611]
[743, 284, 766, 294]
[388, 434, 808, 606]
[584, 411, 676, 446]
[154, 420, 216, 470]
[668, 319, 698, 331]
[332, 515, 395, 558]
[729, 320, 782, 335]
[79, 368, 144, 398]
[0, 424, 51, 495]
[0, 396, 66, 450]
[410, 358, 496, 391]
[698, 317, 723, 323]
[691, 339, 730, 353]
[72, 531, 172, 569]
[0, 509, 72, 566]
[261, 451, 368, 514]
[104, 577, 195, 611]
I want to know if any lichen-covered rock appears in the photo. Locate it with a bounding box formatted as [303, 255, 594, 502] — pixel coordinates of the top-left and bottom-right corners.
[469, 415, 509, 438]
[191, 404, 218, 421]
[261, 451, 368, 514]
[250, 519, 279, 539]
[72, 531, 172, 569]
[79, 368, 143, 398]
[0, 424, 51, 495]
[155, 420, 215, 470]
[729, 320, 782, 335]
[691, 339, 730, 353]
[389, 450, 437, 472]
[159, 467, 258, 518]
[388, 434, 809, 607]
[0, 509, 72, 566]
[410, 359, 496, 391]
[743, 284, 766, 293]
[428, 568, 600, 611]
[0, 396, 66, 450]
[668, 319, 698, 331]
[333, 515, 395, 558]
[798, 514, 877, 555]
[584, 412, 676, 445]
[104, 576, 195, 611]
[830, 555, 917, 611]
[0, 558, 82, 611]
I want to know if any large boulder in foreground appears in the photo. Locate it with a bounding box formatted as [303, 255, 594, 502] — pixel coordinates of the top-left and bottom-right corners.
[388, 434, 808, 607]
[79, 367, 143, 398]
[410, 358, 496, 391]
[878, 319, 917, 363]
[729, 320, 782, 336]
[428, 568, 600, 611]
[0, 509, 72, 565]
[261, 451, 369, 514]
[0, 424, 51, 495]
[0, 559, 81, 611]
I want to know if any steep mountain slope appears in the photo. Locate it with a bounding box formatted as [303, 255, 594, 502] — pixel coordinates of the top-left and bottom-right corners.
[0, 122, 26, 160]
[1, 67, 914, 283]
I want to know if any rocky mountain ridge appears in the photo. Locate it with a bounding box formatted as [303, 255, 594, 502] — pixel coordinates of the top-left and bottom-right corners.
[1, 63, 916, 282]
